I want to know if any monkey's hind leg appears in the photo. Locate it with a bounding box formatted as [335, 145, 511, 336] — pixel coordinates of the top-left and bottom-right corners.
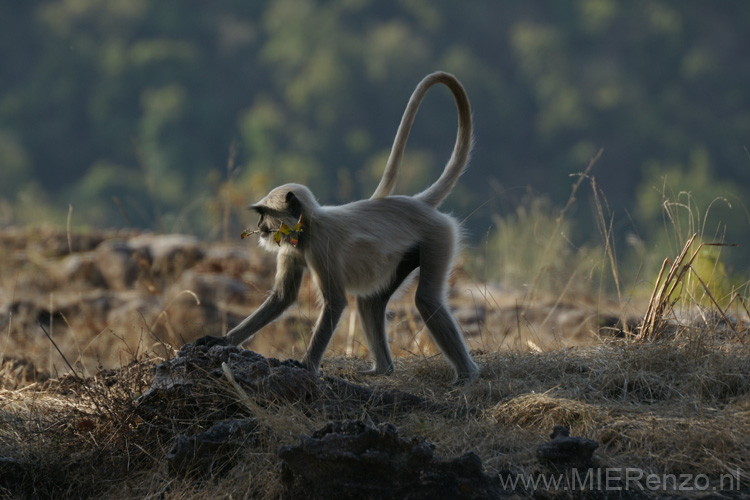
[356, 246, 420, 376]
[414, 238, 480, 384]
[356, 296, 395, 375]
[415, 292, 480, 384]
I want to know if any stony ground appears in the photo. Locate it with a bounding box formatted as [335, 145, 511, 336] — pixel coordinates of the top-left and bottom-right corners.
[0, 226, 612, 377]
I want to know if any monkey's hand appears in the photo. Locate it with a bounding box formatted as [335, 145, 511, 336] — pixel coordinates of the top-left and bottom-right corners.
[192, 335, 232, 348]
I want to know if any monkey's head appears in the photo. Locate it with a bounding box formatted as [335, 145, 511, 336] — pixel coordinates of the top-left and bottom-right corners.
[251, 183, 319, 252]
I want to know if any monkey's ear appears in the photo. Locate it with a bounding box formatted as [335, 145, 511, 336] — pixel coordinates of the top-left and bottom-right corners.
[285, 191, 302, 217]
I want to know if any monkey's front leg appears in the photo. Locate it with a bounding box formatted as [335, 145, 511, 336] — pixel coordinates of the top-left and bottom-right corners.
[301, 290, 348, 373]
[225, 253, 304, 346]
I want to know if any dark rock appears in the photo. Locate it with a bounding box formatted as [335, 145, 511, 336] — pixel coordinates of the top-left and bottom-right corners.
[279, 419, 511, 500]
[321, 375, 446, 415]
[0, 456, 26, 489]
[537, 425, 599, 463]
[0, 455, 34, 498]
[135, 234, 204, 278]
[166, 418, 259, 475]
[142, 342, 320, 402]
[93, 234, 204, 291]
[139, 341, 445, 419]
[94, 240, 150, 290]
[192, 334, 232, 349]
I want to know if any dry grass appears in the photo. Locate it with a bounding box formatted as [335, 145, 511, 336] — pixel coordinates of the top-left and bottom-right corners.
[1, 320, 749, 498]
[638, 233, 742, 342]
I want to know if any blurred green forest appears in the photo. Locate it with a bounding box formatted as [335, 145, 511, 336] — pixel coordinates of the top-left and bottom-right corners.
[1, 0, 750, 287]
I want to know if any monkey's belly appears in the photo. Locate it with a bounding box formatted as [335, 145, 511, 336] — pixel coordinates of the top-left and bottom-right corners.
[340, 250, 407, 296]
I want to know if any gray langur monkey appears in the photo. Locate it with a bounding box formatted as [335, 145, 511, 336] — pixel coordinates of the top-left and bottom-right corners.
[222, 71, 479, 383]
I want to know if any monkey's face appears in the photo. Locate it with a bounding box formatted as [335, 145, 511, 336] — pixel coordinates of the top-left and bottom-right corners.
[250, 185, 305, 252]
[252, 206, 287, 252]
[254, 209, 274, 242]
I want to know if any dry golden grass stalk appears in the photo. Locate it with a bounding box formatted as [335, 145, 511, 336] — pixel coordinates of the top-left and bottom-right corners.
[637, 233, 740, 341]
[637, 233, 698, 341]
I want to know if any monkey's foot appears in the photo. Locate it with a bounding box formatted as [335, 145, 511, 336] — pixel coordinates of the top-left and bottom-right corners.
[453, 369, 480, 386]
[358, 365, 395, 377]
[300, 357, 321, 375]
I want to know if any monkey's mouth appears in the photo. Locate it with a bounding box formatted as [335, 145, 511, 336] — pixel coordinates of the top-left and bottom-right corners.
[257, 217, 271, 237]
[258, 223, 278, 238]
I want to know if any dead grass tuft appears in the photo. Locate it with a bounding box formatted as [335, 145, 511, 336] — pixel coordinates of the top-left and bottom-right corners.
[488, 392, 601, 433]
[599, 413, 750, 481]
[638, 233, 742, 341]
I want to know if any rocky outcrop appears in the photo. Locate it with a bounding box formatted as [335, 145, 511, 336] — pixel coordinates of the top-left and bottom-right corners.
[278, 419, 511, 500]
[536, 425, 599, 463]
[139, 340, 446, 419]
[166, 418, 260, 475]
[0, 230, 276, 373]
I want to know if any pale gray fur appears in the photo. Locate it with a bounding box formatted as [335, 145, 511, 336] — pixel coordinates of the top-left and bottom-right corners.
[225, 73, 479, 383]
[371, 71, 472, 207]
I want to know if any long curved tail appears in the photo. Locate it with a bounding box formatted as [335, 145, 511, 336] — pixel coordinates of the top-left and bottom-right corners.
[370, 71, 473, 208]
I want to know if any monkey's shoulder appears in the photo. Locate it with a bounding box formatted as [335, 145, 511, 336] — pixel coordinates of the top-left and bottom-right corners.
[307, 197, 454, 259]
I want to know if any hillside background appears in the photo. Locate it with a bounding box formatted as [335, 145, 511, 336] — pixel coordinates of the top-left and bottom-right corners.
[2, 0, 750, 292]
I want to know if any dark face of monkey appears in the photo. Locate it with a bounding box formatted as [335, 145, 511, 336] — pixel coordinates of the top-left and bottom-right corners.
[252, 190, 303, 250]
[253, 208, 274, 238]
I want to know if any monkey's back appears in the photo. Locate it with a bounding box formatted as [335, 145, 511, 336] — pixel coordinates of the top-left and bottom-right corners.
[305, 196, 459, 296]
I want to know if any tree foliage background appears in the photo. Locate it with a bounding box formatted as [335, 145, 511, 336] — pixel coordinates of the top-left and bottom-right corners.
[2, 0, 750, 280]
